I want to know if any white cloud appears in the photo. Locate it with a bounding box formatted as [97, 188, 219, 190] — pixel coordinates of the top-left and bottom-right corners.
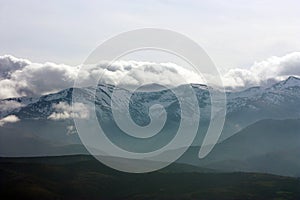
[48, 102, 90, 120]
[0, 101, 23, 111]
[0, 55, 79, 98]
[0, 55, 30, 79]
[66, 125, 77, 135]
[0, 115, 20, 126]
[0, 55, 204, 99]
[1, 52, 300, 98]
[89, 60, 205, 87]
[223, 52, 300, 88]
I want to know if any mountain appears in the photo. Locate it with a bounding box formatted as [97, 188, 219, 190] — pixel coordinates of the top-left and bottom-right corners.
[222, 76, 300, 139]
[178, 119, 300, 177]
[0, 76, 300, 156]
[0, 84, 211, 154]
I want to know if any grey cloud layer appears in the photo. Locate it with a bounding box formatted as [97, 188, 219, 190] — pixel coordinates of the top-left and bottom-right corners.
[0, 52, 300, 99]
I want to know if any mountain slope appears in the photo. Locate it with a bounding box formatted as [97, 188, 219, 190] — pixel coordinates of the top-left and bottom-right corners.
[178, 119, 300, 176]
[222, 76, 300, 139]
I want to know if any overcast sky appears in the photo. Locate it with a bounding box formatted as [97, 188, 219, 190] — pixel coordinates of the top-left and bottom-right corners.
[1, 0, 300, 99]
[0, 0, 300, 70]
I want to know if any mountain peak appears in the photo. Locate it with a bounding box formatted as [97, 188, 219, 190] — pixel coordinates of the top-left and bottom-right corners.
[285, 76, 300, 82]
[270, 76, 300, 89]
[282, 76, 300, 87]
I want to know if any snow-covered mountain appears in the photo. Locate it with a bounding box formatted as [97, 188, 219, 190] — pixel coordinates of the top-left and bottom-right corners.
[1, 76, 300, 156]
[1, 76, 300, 176]
[2, 76, 300, 119]
[223, 76, 300, 139]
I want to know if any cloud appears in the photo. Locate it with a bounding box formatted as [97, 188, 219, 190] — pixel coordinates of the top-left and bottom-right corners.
[0, 115, 20, 126]
[0, 55, 30, 79]
[0, 55, 205, 99]
[1, 52, 300, 99]
[90, 60, 205, 87]
[0, 55, 79, 98]
[0, 101, 23, 112]
[223, 52, 300, 88]
[48, 102, 90, 120]
[66, 125, 77, 135]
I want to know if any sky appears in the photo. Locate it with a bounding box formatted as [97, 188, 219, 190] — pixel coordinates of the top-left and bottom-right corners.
[0, 0, 300, 98]
[0, 0, 300, 69]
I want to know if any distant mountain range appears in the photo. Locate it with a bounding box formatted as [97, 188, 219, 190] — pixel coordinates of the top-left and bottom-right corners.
[1, 76, 300, 176]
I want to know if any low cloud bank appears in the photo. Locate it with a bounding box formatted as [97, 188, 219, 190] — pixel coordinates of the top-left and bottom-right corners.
[1, 52, 300, 99]
[223, 52, 300, 88]
[0, 115, 20, 126]
[48, 102, 90, 120]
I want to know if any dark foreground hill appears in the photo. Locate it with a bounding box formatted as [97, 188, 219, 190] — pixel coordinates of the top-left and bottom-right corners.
[1, 155, 300, 200]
